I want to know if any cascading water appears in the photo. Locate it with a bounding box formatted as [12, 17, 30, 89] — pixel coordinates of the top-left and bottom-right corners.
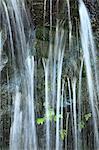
[79, 0, 99, 149]
[72, 78, 77, 150]
[10, 87, 22, 150]
[60, 80, 65, 148]
[42, 26, 65, 149]
[78, 58, 84, 150]
[0, 0, 99, 149]
[1, 0, 37, 149]
[43, 59, 50, 150]
[55, 28, 65, 150]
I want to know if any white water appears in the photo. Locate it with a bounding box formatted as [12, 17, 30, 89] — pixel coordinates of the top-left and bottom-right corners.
[10, 88, 22, 150]
[67, 77, 74, 149]
[72, 78, 77, 150]
[60, 80, 65, 149]
[1, 0, 37, 149]
[78, 58, 84, 150]
[56, 29, 65, 150]
[66, 0, 72, 51]
[43, 59, 50, 150]
[52, 26, 58, 108]
[65, 112, 69, 150]
[79, 0, 99, 149]
[43, 0, 47, 46]
[25, 56, 37, 150]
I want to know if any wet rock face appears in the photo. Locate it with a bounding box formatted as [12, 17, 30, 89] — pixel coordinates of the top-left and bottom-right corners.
[0, 52, 8, 72]
[26, 0, 99, 59]
[26, 0, 99, 38]
[0, 114, 11, 147]
[26, 0, 43, 26]
[26, 0, 65, 27]
[83, 0, 99, 25]
[84, 0, 99, 59]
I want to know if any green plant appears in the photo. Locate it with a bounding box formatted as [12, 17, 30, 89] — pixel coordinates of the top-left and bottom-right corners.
[60, 129, 68, 140]
[78, 121, 85, 132]
[45, 108, 55, 121]
[36, 117, 45, 125]
[36, 106, 63, 125]
[78, 112, 92, 132]
[54, 114, 63, 122]
[84, 113, 91, 121]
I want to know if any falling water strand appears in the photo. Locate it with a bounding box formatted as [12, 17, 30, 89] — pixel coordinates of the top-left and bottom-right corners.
[86, 12, 99, 98]
[49, 0, 53, 55]
[78, 58, 84, 150]
[67, 77, 73, 145]
[51, 26, 59, 149]
[79, 1, 99, 149]
[60, 80, 65, 148]
[56, 0, 59, 16]
[2, 0, 15, 58]
[72, 78, 77, 150]
[9, 0, 28, 71]
[43, 0, 47, 47]
[65, 112, 69, 150]
[1, 0, 37, 149]
[44, 0, 47, 23]
[26, 56, 37, 150]
[50, 0, 52, 32]
[10, 88, 22, 150]
[66, 0, 72, 51]
[2, 0, 16, 76]
[43, 59, 50, 150]
[52, 25, 59, 108]
[56, 30, 65, 150]
[60, 80, 65, 129]
[49, 0, 53, 94]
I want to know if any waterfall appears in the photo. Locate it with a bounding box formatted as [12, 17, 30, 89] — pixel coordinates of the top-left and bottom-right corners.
[79, 0, 99, 149]
[0, 0, 99, 149]
[72, 78, 77, 150]
[1, 0, 37, 149]
[43, 58, 50, 150]
[10, 88, 22, 150]
[78, 58, 84, 150]
[55, 29, 65, 150]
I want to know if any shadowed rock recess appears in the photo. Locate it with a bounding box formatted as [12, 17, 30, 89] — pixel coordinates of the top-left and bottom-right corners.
[0, 0, 99, 149]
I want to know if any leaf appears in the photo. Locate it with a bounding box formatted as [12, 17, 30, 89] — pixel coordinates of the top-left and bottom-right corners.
[45, 108, 55, 121]
[79, 121, 85, 132]
[36, 118, 45, 125]
[54, 114, 63, 122]
[84, 113, 92, 121]
[60, 129, 68, 140]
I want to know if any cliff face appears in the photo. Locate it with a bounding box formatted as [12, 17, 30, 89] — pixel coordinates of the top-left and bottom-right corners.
[26, 0, 99, 27]
[26, 0, 99, 45]
[25, 0, 99, 66]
